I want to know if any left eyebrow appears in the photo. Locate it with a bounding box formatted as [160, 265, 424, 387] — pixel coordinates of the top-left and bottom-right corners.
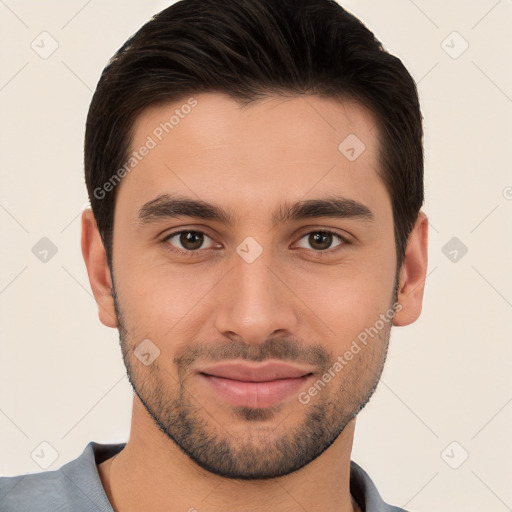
[272, 196, 374, 225]
[137, 193, 374, 227]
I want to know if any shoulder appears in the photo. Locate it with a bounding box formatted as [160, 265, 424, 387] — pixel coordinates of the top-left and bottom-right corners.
[0, 469, 73, 511]
[350, 460, 411, 512]
[0, 441, 125, 512]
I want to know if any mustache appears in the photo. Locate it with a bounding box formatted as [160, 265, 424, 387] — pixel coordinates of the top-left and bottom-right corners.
[173, 337, 330, 372]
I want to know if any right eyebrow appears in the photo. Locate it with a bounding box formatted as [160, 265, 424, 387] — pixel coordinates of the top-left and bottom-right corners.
[137, 194, 237, 226]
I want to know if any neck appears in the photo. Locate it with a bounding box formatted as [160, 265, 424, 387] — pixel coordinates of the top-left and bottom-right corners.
[98, 399, 360, 512]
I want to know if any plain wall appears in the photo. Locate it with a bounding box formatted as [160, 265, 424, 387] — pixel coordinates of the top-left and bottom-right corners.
[0, 1, 511, 511]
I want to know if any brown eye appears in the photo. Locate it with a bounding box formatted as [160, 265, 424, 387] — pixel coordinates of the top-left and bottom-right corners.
[180, 231, 204, 250]
[163, 230, 214, 252]
[296, 231, 345, 251]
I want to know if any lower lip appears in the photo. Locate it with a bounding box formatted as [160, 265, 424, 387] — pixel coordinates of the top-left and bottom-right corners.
[199, 373, 313, 408]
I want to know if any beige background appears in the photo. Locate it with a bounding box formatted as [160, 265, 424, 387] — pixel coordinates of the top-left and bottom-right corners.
[1, 1, 511, 511]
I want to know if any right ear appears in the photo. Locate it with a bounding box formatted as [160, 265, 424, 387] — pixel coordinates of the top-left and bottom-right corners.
[80, 208, 118, 328]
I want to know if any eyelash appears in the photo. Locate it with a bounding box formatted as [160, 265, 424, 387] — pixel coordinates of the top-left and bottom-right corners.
[160, 229, 350, 258]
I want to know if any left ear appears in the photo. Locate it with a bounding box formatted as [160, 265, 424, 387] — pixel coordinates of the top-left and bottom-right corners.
[393, 211, 429, 326]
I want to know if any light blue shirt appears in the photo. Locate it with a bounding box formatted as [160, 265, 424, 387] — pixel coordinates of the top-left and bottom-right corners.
[0, 442, 409, 511]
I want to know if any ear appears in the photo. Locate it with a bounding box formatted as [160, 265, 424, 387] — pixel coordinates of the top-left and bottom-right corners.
[81, 208, 118, 328]
[393, 211, 429, 326]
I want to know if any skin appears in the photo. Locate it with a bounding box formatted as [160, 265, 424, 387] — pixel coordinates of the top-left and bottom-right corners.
[81, 92, 428, 512]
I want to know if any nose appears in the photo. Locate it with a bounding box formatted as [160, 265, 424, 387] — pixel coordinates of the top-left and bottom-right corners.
[213, 250, 299, 345]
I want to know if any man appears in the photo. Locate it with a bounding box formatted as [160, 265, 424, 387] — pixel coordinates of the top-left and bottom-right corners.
[0, 0, 428, 510]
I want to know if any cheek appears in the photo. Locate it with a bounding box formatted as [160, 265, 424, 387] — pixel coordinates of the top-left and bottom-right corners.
[114, 255, 223, 341]
[290, 252, 396, 345]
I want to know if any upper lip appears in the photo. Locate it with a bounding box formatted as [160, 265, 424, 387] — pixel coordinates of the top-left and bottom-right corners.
[198, 361, 315, 382]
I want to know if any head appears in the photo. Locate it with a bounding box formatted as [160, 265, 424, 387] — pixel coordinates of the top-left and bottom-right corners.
[82, 0, 428, 480]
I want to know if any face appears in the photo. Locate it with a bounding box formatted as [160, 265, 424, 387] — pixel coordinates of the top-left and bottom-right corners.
[109, 93, 399, 479]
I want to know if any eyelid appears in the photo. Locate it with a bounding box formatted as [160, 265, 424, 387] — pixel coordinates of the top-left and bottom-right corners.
[294, 226, 351, 243]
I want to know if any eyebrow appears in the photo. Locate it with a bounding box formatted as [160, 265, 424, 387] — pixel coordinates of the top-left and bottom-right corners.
[137, 193, 374, 227]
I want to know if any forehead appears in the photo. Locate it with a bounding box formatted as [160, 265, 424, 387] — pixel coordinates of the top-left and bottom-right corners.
[115, 92, 387, 223]
[131, 92, 378, 159]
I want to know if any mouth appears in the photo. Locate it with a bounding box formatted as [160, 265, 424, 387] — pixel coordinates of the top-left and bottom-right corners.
[197, 361, 315, 409]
